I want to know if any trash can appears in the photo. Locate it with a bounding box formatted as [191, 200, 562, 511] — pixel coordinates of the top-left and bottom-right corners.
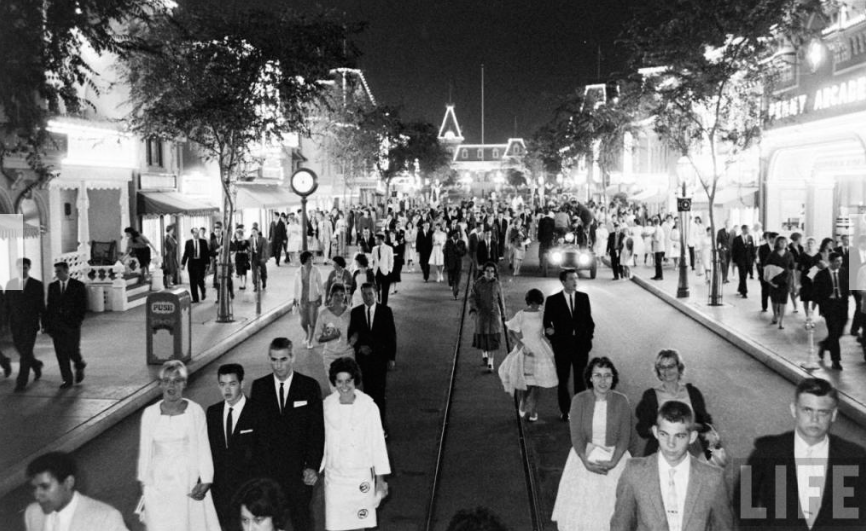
[146, 288, 192, 365]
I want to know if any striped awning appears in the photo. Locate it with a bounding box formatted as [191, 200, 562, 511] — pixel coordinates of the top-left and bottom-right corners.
[138, 191, 219, 218]
[0, 215, 40, 240]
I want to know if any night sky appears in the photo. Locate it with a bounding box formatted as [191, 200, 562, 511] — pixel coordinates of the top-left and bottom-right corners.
[224, 0, 637, 143]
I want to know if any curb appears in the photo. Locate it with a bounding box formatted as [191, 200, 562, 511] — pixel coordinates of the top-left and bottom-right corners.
[629, 272, 866, 428]
[0, 301, 293, 499]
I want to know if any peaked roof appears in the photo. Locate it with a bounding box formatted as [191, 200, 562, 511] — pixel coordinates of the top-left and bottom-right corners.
[438, 105, 464, 142]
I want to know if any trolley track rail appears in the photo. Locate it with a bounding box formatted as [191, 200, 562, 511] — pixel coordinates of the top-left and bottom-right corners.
[423, 264, 544, 531]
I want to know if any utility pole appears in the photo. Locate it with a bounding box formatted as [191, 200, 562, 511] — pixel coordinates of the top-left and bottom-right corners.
[481, 63, 485, 145]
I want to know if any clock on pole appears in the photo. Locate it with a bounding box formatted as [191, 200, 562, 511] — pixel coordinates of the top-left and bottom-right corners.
[291, 168, 318, 252]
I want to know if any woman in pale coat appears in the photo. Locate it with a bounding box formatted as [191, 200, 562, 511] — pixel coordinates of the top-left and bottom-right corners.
[294, 251, 324, 349]
[321, 357, 390, 531]
[138, 360, 220, 531]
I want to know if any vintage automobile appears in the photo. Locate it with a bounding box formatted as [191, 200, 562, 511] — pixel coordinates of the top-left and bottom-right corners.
[545, 230, 597, 278]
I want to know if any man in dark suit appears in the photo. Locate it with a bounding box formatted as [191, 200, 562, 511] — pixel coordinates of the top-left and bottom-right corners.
[814, 253, 849, 370]
[0, 286, 12, 378]
[209, 222, 234, 301]
[444, 229, 467, 299]
[348, 283, 397, 433]
[269, 212, 287, 266]
[611, 400, 733, 531]
[607, 224, 621, 280]
[496, 212, 509, 260]
[416, 220, 434, 282]
[356, 209, 374, 244]
[732, 224, 756, 298]
[180, 228, 209, 302]
[475, 226, 496, 272]
[206, 363, 256, 528]
[249, 338, 323, 531]
[45, 262, 87, 389]
[357, 227, 375, 255]
[543, 269, 595, 420]
[756, 232, 774, 312]
[737, 378, 866, 530]
[5, 258, 45, 392]
[716, 220, 732, 283]
[249, 227, 269, 290]
[537, 211, 556, 277]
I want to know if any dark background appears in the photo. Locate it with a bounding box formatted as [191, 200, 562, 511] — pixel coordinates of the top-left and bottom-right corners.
[217, 0, 637, 142]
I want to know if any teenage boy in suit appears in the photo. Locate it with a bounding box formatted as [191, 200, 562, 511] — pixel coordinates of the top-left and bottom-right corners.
[5, 258, 45, 391]
[181, 228, 209, 302]
[45, 262, 88, 388]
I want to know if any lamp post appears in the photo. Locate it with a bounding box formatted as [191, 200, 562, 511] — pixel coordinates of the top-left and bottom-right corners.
[675, 157, 693, 298]
[291, 169, 319, 254]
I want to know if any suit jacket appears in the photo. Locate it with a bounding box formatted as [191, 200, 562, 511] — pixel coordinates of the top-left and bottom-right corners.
[249, 373, 324, 488]
[542, 290, 594, 352]
[814, 268, 850, 316]
[607, 232, 620, 257]
[270, 219, 287, 244]
[737, 431, 866, 530]
[25, 494, 129, 531]
[717, 228, 731, 252]
[248, 235, 270, 263]
[46, 277, 87, 332]
[206, 399, 257, 506]
[732, 234, 756, 265]
[444, 238, 467, 270]
[5, 277, 44, 333]
[537, 216, 556, 247]
[611, 454, 733, 531]
[348, 303, 397, 362]
[476, 238, 495, 266]
[835, 245, 850, 272]
[181, 238, 210, 270]
[757, 243, 772, 269]
[372, 244, 394, 276]
[416, 228, 433, 258]
[209, 232, 227, 259]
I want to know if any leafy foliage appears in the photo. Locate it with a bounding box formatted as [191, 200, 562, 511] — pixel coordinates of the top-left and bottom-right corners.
[0, 0, 153, 184]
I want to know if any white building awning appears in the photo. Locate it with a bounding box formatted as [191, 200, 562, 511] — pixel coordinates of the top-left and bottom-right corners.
[235, 184, 299, 210]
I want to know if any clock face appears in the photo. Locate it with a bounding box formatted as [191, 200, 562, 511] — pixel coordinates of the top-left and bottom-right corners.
[291, 169, 317, 196]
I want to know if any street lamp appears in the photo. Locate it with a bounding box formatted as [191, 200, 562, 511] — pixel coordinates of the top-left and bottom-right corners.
[675, 157, 693, 298]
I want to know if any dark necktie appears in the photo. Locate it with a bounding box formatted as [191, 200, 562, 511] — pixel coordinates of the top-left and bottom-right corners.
[61, 281, 66, 295]
[194, 239, 199, 259]
[569, 293, 574, 315]
[226, 407, 233, 448]
[367, 306, 372, 329]
[833, 271, 840, 298]
[278, 383, 284, 414]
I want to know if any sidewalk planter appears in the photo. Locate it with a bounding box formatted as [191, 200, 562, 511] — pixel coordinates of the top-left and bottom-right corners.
[146, 289, 192, 365]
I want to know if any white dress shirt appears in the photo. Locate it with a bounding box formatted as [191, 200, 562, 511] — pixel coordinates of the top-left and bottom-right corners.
[273, 373, 294, 411]
[794, 430, 829, 524]
[223, 394, 246, 438]
[47, 490, 80, 531]
[658, 452, 690, 531]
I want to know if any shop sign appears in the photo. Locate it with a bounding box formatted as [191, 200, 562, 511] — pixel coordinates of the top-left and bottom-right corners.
[767, 73, 866, 123]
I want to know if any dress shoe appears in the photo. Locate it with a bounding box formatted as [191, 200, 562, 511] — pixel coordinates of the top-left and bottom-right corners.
[33, 361, 43, 381]
[0, 357, 11, 378]
[75, 363, 86, 384]
[831, 362, 843, 370]
[59, 381, 73, 389]
[560, 413, 570, 422]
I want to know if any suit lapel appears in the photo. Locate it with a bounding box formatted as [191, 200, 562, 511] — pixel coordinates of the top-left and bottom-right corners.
[681, 457, 704, 531]
[643, 457, 669, 528]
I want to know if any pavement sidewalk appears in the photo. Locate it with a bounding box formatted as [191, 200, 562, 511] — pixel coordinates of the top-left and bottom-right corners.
[604, 257, 866, 427]
[0, 261, 301, 498]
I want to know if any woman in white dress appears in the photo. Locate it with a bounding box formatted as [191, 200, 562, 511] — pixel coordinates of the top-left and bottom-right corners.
[286, 217, 303, 265]
[138, 360, 220, 531]
[505, 289, 558, 421]
[551, 357, 632, 531]
[620, 227, 634, 279]
[698, 226, 714, 282]
[430, 223, 447, 282]
[669, 219, 682, 269]
[322, 357, 390, 531]
[317, 285, 354, 389]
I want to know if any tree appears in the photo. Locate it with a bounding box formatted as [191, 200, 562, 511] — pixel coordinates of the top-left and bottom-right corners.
[623, 0, 824, 305]
[0, 0, 154, 207]
[506, 168, 527, 188]
[122, 5, 359, 321]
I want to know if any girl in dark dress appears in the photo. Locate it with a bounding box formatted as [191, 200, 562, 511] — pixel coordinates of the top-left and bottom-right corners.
[233, 228, 250, 290]
[162, 224, 179, 287]
[766, 235, 795, 329]
[388, 227, 405, 294]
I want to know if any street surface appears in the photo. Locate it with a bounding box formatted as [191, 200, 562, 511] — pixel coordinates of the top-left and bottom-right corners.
[2, 255, 866, 530]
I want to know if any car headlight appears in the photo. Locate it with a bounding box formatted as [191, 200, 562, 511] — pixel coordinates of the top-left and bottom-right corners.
[578, 253, 591, 266]
[551, 251, 563, 265]
[564, 232, 575, 243]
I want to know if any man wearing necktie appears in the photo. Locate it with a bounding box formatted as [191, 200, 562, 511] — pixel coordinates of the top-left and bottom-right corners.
[5, 258, 45, 392]
[611, 400, 733, 531]
[543, 269, 595, 421]
[737, 378, 866, 529]
[814, 253, 849, 370]
[181, 228, 210, 302]
[24, 452, 128, 531]
[45, 262, 88, 389]
[348, 283, 397, 436]
[206, 364, 256, 528]
[372, 233, 394, 306]
[249, 338, 324, 531]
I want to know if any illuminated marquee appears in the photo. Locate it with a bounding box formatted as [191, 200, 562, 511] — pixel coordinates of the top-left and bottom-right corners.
[768, 75, 866, 121]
